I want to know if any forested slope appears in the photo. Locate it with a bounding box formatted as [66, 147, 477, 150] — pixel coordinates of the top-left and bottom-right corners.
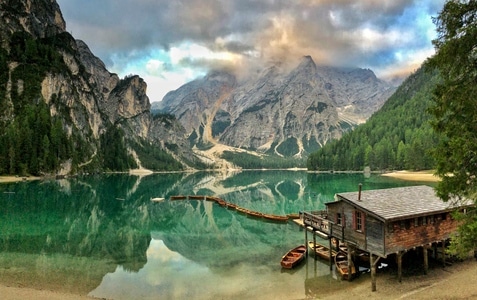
[307, 66, 440, 171]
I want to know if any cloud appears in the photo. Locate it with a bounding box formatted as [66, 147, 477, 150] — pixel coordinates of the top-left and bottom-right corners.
[57, 0, 446, 101]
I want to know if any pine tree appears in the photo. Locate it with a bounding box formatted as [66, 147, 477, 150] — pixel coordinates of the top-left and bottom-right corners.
[428, 0, 477, 257]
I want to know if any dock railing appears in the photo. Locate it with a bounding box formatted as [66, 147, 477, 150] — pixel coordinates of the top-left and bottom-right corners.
[300, 211, 356, 245]
[300, 211, 331, 236]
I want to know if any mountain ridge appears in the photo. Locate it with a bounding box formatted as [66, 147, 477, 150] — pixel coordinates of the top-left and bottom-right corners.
[0, 0, 203, 175]
[156, 55, 396, 158]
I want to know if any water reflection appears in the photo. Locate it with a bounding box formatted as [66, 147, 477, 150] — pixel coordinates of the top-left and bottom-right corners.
[0, 171, 432, 298]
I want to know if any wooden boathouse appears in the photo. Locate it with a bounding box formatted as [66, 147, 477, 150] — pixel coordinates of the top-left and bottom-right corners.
[301, 185, 473, 291]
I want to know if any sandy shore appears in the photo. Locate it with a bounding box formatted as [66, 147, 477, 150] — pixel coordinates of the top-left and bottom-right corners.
[1, 258, 476, 299]
[322, 258, 477, 300]
[0, 285, 94, 300]
[0, 176, 41, 183]
[381, 170, 440, 182]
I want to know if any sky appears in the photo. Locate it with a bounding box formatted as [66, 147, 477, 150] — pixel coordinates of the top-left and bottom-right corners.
[56, 0, 446, 103]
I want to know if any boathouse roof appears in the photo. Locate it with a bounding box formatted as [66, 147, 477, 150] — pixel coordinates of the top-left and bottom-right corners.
[330, 185, 472, 222]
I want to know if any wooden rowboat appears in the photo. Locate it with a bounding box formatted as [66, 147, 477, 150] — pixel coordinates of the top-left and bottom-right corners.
[307, 241, 337, 261]
[281, 245, 307, 269]
[225, 202, 237, 210]
[217, 199, 227, 206]
[356, 249, 370, 264]
[334, 251, 356, 280]
[246, 210, 263, 218]
[286, 213, 300, 219]
[170, 195, 187, 200]
[236, 206, 249, 214]
[263, 213, 289, 223]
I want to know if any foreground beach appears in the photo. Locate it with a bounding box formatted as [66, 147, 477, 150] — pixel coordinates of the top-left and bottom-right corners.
[1, 257, 476, 299]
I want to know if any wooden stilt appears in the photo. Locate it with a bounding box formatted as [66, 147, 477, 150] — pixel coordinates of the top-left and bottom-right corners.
[347, 244, 353, 282]
[305, 226, 308, 257]
[423, 246, 428, 275]
[397, 252, 403, 283]
[370, 254, 376, 292]
[442, 240, 446, 268]
[313, 231, 317, 260]
[329, 238, 333, 270]
[370, 253, 381, 292]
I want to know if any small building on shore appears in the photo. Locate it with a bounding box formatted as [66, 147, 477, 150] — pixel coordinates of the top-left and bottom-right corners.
[302, 185, 474, 291]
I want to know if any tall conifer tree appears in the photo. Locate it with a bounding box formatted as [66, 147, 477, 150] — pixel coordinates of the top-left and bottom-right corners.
[428, 0, 477, 257]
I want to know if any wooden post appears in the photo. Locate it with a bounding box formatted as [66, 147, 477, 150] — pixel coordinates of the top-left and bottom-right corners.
[305, 226, 308, 257]
[313, 231, 317, 260]
[370, 253, 381, 292]
[347, 244, 353, 282]
[397, 252, 403, 283]
[423, 246, 428, 275]
[329, 238, 333, 270]
[442, 240, 446, 268]
[370, 254, 376, 292]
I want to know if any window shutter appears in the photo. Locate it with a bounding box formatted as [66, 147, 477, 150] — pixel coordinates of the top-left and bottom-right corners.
[352, 211, 356, 230]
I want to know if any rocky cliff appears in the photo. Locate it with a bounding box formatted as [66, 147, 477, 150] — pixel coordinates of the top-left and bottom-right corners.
[157, 56, 395, 157]
[0, 0, 200, 174]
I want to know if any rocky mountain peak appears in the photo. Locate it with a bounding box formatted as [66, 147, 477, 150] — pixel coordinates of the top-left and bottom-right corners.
[157, 57, 396, 157]
[1, 0, 206, 174]
[298, 55, 316, 69]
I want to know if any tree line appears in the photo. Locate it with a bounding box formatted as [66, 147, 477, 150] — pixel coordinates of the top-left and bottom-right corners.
[307, 67, 441, 172]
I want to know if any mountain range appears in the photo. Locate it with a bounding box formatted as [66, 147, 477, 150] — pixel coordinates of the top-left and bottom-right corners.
[155, 56, 395, 158]
[0, 0, 396, 175]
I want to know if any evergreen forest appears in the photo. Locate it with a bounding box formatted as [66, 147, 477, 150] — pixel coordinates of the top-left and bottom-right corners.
[307, 66, 441, 171]
[0, 32, 184, 176]
[0, 32, 85, 176]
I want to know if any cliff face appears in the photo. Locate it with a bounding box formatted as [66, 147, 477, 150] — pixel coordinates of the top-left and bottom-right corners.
[0, 0, 198, 174]
[0, 0, 66, 39]
[158, 56, 395, 157]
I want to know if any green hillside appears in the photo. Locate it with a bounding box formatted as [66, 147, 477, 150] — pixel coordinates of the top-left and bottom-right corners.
[307, 66, 441, 171]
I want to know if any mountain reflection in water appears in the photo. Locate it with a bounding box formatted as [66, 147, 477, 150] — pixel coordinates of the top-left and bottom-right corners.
[0, 171, 432, 299]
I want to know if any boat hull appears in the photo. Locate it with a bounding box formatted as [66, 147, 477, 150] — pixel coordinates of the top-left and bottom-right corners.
[307, 241, 336, 261]
[334, 251, 356, 280]
[281, 245, 306, 269]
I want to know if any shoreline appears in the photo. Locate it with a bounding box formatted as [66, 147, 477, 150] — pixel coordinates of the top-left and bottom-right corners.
[381, 170, 440, 182]
[0, 176, 41, 184]
[1, 258, 475, 299]
[1, 170, 440, 184]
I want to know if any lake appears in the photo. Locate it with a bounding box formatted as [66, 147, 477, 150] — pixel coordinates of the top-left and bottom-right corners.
[0, 171, 434, 299]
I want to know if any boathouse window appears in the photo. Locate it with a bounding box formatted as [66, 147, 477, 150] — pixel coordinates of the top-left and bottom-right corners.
[419, 216, 427, 226]
[354, 211, 363, 232]
[336, 213, 342, 225]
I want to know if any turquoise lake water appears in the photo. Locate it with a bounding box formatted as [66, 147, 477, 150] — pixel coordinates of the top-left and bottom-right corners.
[0, 171, 434, 299]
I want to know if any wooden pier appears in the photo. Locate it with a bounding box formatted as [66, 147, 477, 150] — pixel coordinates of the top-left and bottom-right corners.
[169, 195, 291, 223]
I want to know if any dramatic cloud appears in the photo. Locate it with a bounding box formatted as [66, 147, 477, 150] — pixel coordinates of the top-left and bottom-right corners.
[57, 0, 446, 102]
